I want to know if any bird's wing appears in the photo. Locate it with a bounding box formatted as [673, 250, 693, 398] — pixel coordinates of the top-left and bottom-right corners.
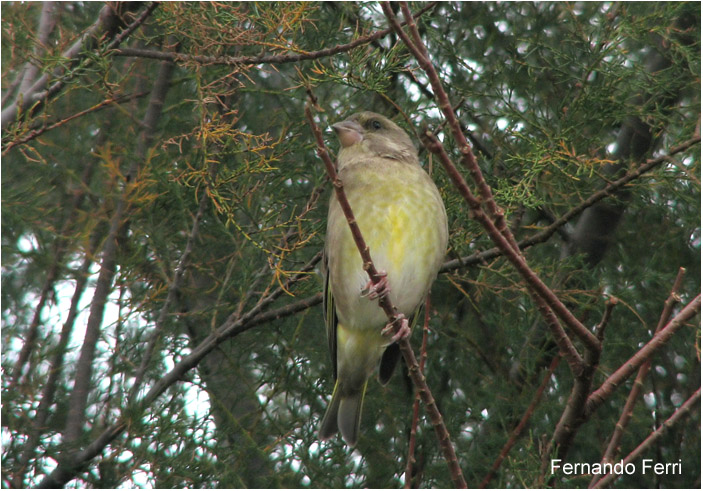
[322, 250, 338, 380]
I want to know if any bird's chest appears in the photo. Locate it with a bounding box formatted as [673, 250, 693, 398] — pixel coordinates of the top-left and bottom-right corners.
[327, 165, 439, 330]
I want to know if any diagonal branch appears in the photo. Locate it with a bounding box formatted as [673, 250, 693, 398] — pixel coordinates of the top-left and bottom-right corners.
[589, 268, 686, 487]
[440, 134, 701, 275]
[422, 130, 584, 375]
[383, 2, 600, 356]
[128, 163, 214, 401]
[591, 387, 701, 489]
[2, 90, 152, 155]
[585, 293, 701, 416]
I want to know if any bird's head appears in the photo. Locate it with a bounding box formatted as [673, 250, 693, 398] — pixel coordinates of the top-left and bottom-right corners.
[332, 112, 417, 166]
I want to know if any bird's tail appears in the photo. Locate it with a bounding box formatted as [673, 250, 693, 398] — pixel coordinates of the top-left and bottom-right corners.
[318, 380, 367, 446]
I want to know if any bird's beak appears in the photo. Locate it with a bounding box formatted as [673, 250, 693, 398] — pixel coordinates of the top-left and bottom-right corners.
[332, 120, 364, 148]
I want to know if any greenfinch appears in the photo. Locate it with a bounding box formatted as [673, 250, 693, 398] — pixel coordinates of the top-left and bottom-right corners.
[319, 112, 448, 446]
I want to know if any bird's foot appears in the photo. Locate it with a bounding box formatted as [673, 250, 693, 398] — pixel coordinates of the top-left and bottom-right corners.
[361, 270, 389, 300]
[382, 314, 410, 343]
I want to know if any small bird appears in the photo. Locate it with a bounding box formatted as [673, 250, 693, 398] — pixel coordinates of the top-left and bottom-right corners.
[319, 111, 448, 446]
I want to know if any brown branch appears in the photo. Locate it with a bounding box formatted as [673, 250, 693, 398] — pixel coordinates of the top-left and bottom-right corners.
[304, 105, 467, 488]
[111, 2, 437, 67]
[595, 296, 618, 341]
[585, 293, 701, 416]
[589, 268, 686, 487]
[422, 130, 585, 375]
[591, 387, 701, 489]
[540, 299, 617, 482]
[479, 354, 561, 488]
[396, 3, 518, 252]
[383, 2, 600, 357]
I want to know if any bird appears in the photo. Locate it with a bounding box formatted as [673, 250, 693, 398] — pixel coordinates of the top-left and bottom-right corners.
[319, 111, 448, 446]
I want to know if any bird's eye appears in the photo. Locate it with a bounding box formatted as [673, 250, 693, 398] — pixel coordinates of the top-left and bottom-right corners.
[370, 120, 382, 130]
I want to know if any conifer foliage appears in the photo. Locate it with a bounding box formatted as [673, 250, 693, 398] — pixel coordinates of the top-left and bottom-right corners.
[2, 2, 700, 488]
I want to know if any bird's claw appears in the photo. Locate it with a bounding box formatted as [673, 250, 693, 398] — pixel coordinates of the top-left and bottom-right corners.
[382, 314, 410, 343]
[361, 270, 389, 300]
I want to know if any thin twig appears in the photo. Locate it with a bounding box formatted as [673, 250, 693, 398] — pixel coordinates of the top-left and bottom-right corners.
[129, 164, 214, 400]
[595, 296, 618, 341]
[588, 268, 687, 487]
[2, 91, 150, 155]
[585, 293, 701, 416]
[520, 136, 701, 249]
[479, 354, 561, 488]
[591, 387, 701, 488]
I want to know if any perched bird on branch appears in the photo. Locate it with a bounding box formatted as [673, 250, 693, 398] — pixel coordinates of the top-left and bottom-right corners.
[319, 111, 448, 446]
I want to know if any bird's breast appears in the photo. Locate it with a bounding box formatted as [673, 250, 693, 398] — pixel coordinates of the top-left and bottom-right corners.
[326, 158, 447, 333]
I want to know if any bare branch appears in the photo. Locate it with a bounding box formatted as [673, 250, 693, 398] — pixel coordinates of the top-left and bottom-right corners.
[586, 293, 701, 416]
[422, 129, 585, 374]
[480, 354, 561, 488]
[383, 2, 600, 356]
[591, 388, 701, 489]
[540, 300, 612, 480]
[589, 268, 686, 487]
